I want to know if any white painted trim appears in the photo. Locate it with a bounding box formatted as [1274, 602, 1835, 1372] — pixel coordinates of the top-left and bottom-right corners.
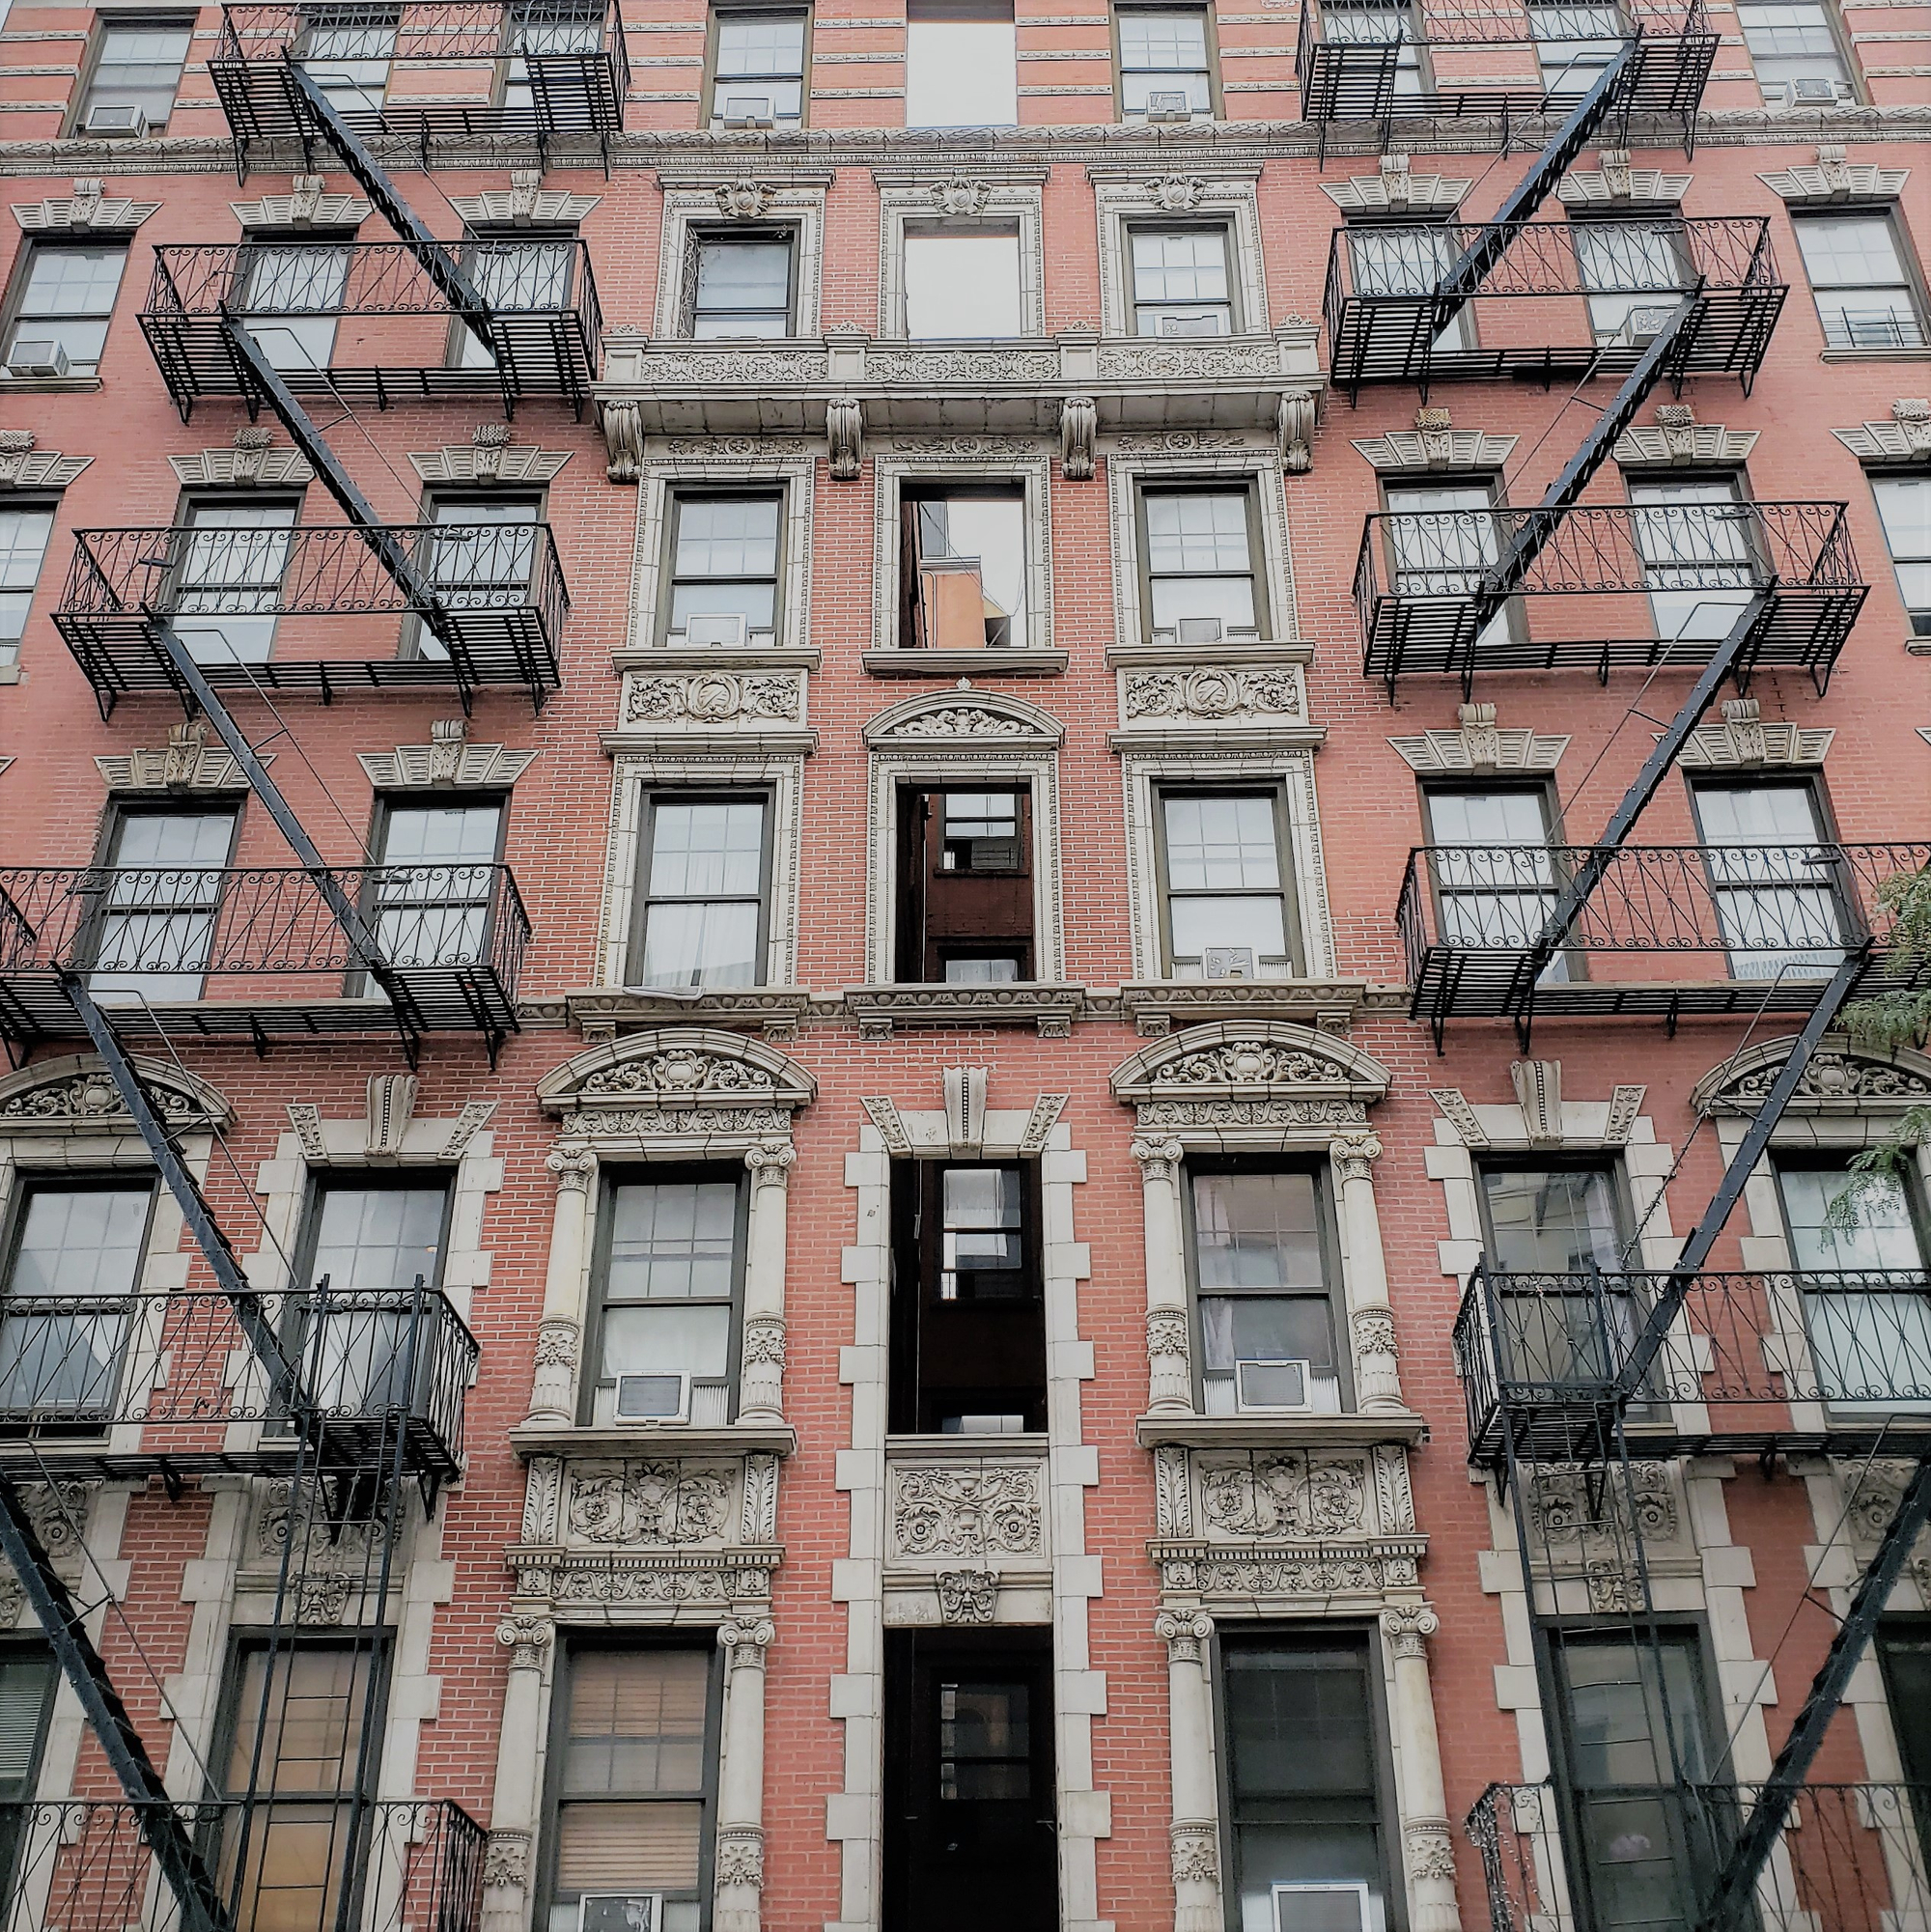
[1092, 175, 1267, 339]
[877, 181, 1046, 339]
[654, 182, 826, 340]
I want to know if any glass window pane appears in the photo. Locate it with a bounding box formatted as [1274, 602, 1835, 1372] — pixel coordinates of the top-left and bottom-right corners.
[563, 1650, 711, 1795]
[675, 497, 780, 578]
[915, 495, 1026, 636]
[1145, 491, 1251, 572]
[600, 1303, 733, 1381]
[904, 232, 1022, 338]
[1777, 1163, 1924, 1271]
[1162, 794, 1278, 890]
[648, 800, 766, 897]
[1225, 1641, 1378, 1799]
[606, 1182, 739, 1302]
[8, 1188, 152, 1298]
[1191, 1171, 1324, 1291]
[905, 7, 1017, 126]
[1874, 476, 1931, 624]
[307, 1186, 446, 1294]
[1481, 1167, 1622, 1272]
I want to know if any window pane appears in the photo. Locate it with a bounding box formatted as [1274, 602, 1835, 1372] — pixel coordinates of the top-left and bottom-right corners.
[1778, 1164, 1924, 1271]
[564, 1651, 711, 1795]
[378, 801, 502, 866]
[308, 1187, 445, 1294]
[607, 1182, 739, 1301]
[640, 899, 761, 987]
[557, 1804, 704, 1890]
[226, 1647, 372, 1797]
[1191, 1171, 1324, 1290]
[717, 14, 805, 74]
[85, 21, 191, 122]
[1133, 230, 1228, 302]
[600, 1303, 733, 1380]
[940, 1166, 1026, 1300]
[649, 800, 766, 898]
[1145, 491, 1250, 572]
[1874, 476, 1931, 625]
[1162, 794, 1277, 890]
[905, 5, 1017, 126]
[0, 504, 51, 657]
[8, 1189, 151, 1298]
[693, 238, 792, 337]
[674, 497, 780, 578]
[915, 495, 1027, 637]
[905, 232, 1022, 338]
[1481, 1167, 1621, 1272]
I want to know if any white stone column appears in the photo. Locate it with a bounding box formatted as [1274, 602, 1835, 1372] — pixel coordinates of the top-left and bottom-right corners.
[1133, 1136, 1191, 1414]
[1382, 1604, 1461, 1932]
[526, 1146, 595, 1425]
[483, 1614, 554, 1932]
[1329, 1133, 1405, 1413]
[714, 1610, 775, 1932]
[1156, 1609, 1222, 1932]
[739, 1142, 795, 1422]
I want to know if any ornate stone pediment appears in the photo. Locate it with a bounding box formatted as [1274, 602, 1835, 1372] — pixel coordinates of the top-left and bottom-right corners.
[1671, 697, 1831, 769]
[357, 719, 540, 789]
[538, 1027, 816, 1135]
[1111, 1022, 1391, 1114]
[0, 433, 90, 489]
[169, 432, 313, 489]
[1557, 152, 1691, 206]
[1758, 148, 1909, 206]
[1354, 408, 1517, 473]
[230, 177, 371, 230]
[407, 424, 572, 486]
[446, 172, 601, 227]
[0, 1053, 231, 1133]
[1319, 154, 1469, 214]
[1833, 399, 1931, 466]
[863, 690, 1065, 749]
[96, 719, 263, 793]
[1388, 701, 1568, 774]
[13, 180, 157, 233]
[1693, 1037, 1931, 1116]
[1614, 405, 1758, 469]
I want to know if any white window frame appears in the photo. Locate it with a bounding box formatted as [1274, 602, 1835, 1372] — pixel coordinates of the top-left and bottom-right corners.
[1092, 171, 1266, 340]
[652, 181, 828, 340]
[876, 177, 1047, 340]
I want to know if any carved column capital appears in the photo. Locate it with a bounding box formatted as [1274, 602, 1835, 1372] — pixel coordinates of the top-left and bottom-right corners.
[714, 1823, 766, 1891]
[1404, 1818, 1457, 1884]
[1352, 1304, 1398, 1361]
[495, 1614, 554, 1669]
[744, 1140, 797, 1190]
[483, 1830, 531, 1892]
[546, 1144, 596, 1192]
[718, 1613, 775, 1672]
[1380, 1601, 1440, 1659]
[1132, 1135, 1186, 1184]
[1155, 1609, 1214, 1665]
[1327, 1131, 1384, 1183]
[1169, 1821, 1219, 1887]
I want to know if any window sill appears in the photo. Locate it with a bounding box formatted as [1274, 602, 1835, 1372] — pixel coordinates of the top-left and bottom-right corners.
[1135, 1411, 1430, 1450]
[1120, 979, 1406, 1035]
[612, 644, 822, 674]
[844, 981, 1086, 1038]
[0, 375, 101, 395]
[566, 986, 811, 1041]
[509, 1418, 798, 1460]
[1820, 347, 1931, 362]
[1907, 636, 1931, 655]
[863, 647, 1068, 678]
[886, 1431, 1049, 1458]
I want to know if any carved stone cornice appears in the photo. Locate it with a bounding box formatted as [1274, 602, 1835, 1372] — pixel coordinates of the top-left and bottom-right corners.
[844, 982, 1086, 1040]
[565, 988, 813, 1045]
[537, 1028, 817, 1142]
[1833, 399, 1931, 465]
[0, 432, 89, 489]
[863, 689, 1064, 749]
[168, 432, 313, 488]
[13, 179, 157, 232]
[1111, 1021, 1391, 1110]
[0, 1053, 230, 1133]
[1693, 1036, 1931, 1116]
[1353, 413, 1518, 473]
[1758, 146, 1909, 204]
[357, 720, 541, 789]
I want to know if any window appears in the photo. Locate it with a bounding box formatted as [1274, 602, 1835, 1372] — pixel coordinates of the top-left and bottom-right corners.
[1383, 478, 1512, 653]
[0, 1649, 56, 1890]
[1795, 212, 1928, 351]
[89, 807, 239, 1003]
[1219, 1632, 1400, 1932]
[1775, 1157, 1931, 1409]
[1690, 780, 1845, 981]
[1573, 218, 1692, 344]
[2, 244, 126, 378]
[1138, 485, 1265, 642]
[295, 4, 399, 111]
[1877, 1626, 1931, 1849]
[1549, 1631, 1719, 1932]
[708, 8, 807, 126]
[684, 230, 795, 339]
[0, 1180, 154, 1430]
[896, 785, 1033, 982]
[167, 495, 300, 664]
[663, 492, 782, 645]
[216, 1639, 384, 1932]
[903, 228, 1023, 339]
[890, 1161, 1045, 1433]
[1873, 475, 1931, 635]
[1346, 224, 1474, 351]
[1187, 1165, 1342, 1414]
[451, 234, 576, 368]
[1115, 8, 1213, 118]
[1737, 0, 1852, 98]
[503, 2, 605, 114]
[75, 15, 191, 131]
[905, 0, 1017, 127]
[236, 238, 351, 373]
[1626, 475, 1759, 643]
[1422, 786, 1567, 977]
[369, 797, 505, 969]
[900, 487, 1026, 649]
[587, 1170, 744, 1424]
[1129, 227, 1233, 336]
[632, 792, 771, 989]
[414, 494, 543, 659]
[546, 1645, 717, 1932]
[1321, 0, 1423, 98]
[0, 502, 53, 671]
[1155, 787, 1299, 979]
[1528, 0, 1622, 97]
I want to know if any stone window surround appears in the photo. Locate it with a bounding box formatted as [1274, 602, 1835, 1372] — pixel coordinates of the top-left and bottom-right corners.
[598, 747, 806, 992]
[1105, 449, 1296, 652]
[870, 450, 1052, 656]
[630, 451, 816, 657]
[1117, 746, 1337, 984]
[874, 175, 1048, 341]
[830, 1102, 1108, 1932]
[653, 177, 829, 340]
[1090, 169, 1266, 341]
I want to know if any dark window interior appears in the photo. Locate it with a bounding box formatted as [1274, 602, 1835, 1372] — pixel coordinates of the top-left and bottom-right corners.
[896, 785, 1033, 983]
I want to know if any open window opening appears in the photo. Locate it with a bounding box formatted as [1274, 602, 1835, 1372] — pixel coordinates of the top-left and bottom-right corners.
[895, 784, 1034, 984]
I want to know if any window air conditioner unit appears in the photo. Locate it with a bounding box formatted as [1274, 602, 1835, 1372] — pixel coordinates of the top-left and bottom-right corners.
[1159, 312, 1223, 337]
[7, 340, 69, 378]
[685, 611, 749, 647]
[1176, 616, 1224, 644]
[1235, 1359, 1315, 1414]
[1616, 305, 1678, 346]
[1786, 74, 1849, 101]
[1144, 90, 1193, 122]
[613, 1372, 690, 1423]
[83, 102, 148, 136]
[721, 93, 775, 126]
[1272, 1881, 1372, 1932]
[1204, 946, 1255, 981]
[579, 1896, 664, 1932]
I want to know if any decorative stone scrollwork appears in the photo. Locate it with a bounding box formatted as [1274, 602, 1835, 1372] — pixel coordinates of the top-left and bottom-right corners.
[1156, 1608, 1214, 1664]
[1198, 1453, 1366, 1540]
[715, 179, 776, 219]
[1327, 1132, 1383, 1184]
[624, 674, 802, 726]
[569, 1462, 735, 1545]
[1155, 1444, 1193, 1538]
[602, 398, 644, 483]
[1278, 389, 1317, 473]
[714, 1825, 766, 1890]
[1123, 668, 1304, 726]
[484, 1830, 531, 1890]
[1132, 1135, 1185, 1183]
[295, 1576, 350, 1625]
[527, 1316, 579, 1426]
[893, 1463, 1043, 1558]
[827, 396, 863, 481]
[1352, 1305, 1398, 1372]
[1059, 395, 1097, 480]
[1379, 1601, 1440, 1660]
[546, 1145, 596, 1192]
[1144, 175, 1204, 210]
[742, 1316, 787, 1368]
[718, 1613, 775, 1671]
[928, 175, 992, 216]
[1404, 1820, 1457, 1883]
[1147, 1309, 1190, 1360]
[495, 1614, 554, 1669]
[1169, 1824, 1219, 1885]
[937, 1569, 998, 1624]
[744, 1141, 797, 1190]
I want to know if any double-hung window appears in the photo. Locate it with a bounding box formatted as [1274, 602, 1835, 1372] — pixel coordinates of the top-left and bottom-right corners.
[1347, 223, 1473, 351]
[3, 244, 127, 379]
[1528, 0, 1622, 97]
[1572, 218, 1693, 344]
[1626, 475, 1759, 643]
[587, 1169, 744, 1424]
[168, 495, 300, 665]
[1187, 1165, 1343, 1414]
[1422, 786, 1567, 978]
[1115, 8, 1213, 118]
[901, 487, 1027, 649]
[236, 237, 352, 373]
[664, 491, 782, 645]
[1690, 779, 1846, 981]
[89, 807, 239, 1004]
[1138, 484, 1265, 642]
[1156, 786, 1298, 979]
[1795, 212, 1929, 351]
[708, 8, 808, 126]
[546, 1644, 718, 1932]
[1321, 0, 1422, 97]
[905, 0, 1017, 127]
[451, 232, 576, 369]
[1873, 474, 1931, 635]
[632, 791, 771, 989]
[369, 797, 505, 971]
[903, 228, 1023, 339]
[75, 15, 191, 131]
[295, 4, 399, 112]
[416, 494, 543, 659]
[0, 1648, 56, 1889]
[685, 230, 795, 338]
[0, 502, 54, 670]
[1384, 478, 1513, 653]
[1129, 226, 1233, 336]
[503, 2, 605, 114]
[896, 785, 1034, 982]
[1737, 0, 1852, 98]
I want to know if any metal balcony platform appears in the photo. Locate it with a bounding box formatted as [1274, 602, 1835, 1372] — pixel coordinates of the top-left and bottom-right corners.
[141, 243, 602, 419]
[1356, 502, 1865, 692]
[1325, 219, 1785, 398]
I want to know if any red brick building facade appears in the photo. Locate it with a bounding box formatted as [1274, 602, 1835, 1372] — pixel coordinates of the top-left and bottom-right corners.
[0, 3, 1926, 1931]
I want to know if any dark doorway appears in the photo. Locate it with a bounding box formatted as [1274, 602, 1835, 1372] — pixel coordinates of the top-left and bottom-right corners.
[883, 1630, 1057, 1932]
[896, 786, 1035, 983]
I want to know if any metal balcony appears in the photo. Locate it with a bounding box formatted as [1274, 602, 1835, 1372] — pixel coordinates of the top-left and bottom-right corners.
[1356, 501, 1865, 691]
[1325, 218, 1784, 397]
[1455, 1265, 1931, 1462]
[1399, 840, 1930, 1031]
[0, 1797, 486, 1932]
[55, 522, 567, 715]
[210, 0, 630, 167]
[0, 1283, 478, 1482]
[1295, 0, 1716, 153]
[1469, 1780, 1931, 1932]
[0, 862, 529, 1049]
[141, 241, 602, 417]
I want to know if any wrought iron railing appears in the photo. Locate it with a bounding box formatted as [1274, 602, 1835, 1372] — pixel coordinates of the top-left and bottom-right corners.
[0, 1282, 477, 1478]
[1468, 1780, 1931, 1932]
[1455, 1265, 1931, 1458]
[0, 1797, 486, 1932]
[1301, 0, 1702, 51]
